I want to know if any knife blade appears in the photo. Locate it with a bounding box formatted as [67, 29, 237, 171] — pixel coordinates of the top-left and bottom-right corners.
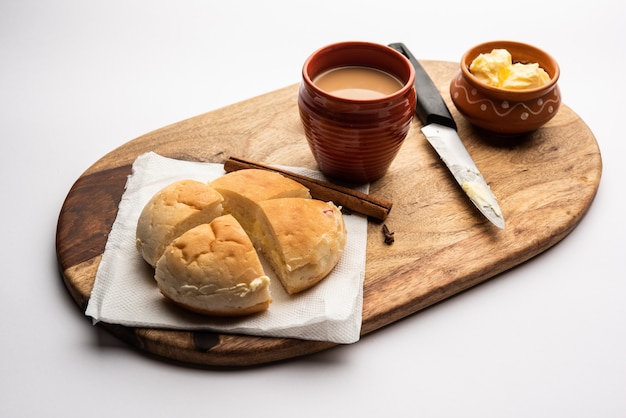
[388, 42, 505, 229]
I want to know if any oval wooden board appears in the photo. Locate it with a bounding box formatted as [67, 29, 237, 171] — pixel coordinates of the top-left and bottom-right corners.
[56, 61, 602, 367]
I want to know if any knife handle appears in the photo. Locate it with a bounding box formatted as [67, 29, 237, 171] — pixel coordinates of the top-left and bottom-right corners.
[388, 43, 457, 130]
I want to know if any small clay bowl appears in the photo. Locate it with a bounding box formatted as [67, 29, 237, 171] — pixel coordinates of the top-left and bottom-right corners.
[298, 41, 416, 183]
[450, 40, 561, 135]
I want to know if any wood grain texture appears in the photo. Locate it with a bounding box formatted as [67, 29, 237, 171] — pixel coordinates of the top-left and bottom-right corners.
[55, 61, 602, 367]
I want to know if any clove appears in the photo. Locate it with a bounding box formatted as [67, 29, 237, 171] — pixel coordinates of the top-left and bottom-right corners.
[382, 224, 395, 245]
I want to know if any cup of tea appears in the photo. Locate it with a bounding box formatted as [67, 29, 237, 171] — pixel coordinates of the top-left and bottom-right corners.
[298, 41, 416, 183]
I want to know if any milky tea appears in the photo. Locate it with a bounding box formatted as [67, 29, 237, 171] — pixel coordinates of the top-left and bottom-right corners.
[313, 66, 403, 100]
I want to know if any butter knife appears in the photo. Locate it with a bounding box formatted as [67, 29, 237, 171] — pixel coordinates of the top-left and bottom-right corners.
[389, 42, 505, 229]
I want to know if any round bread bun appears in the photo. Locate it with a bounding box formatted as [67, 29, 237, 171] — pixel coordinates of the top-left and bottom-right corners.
[154, 215, 271, 316]
[136, 179, 224, 267]
[210, 169, 310, 233]
[254, 198, 347, 294]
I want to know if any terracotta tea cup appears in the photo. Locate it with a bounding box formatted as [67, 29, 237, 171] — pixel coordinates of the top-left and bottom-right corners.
[298, 41, 416, 183]
[450, 40, 561, 135]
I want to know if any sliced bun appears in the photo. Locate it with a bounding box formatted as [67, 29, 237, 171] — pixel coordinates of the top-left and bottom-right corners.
[136, 180, 224, 267]
[154, 215, 271, 316]
[136, 168, 347, 316]
[254, 198, 347, 294]
[210, 169, 311, 233]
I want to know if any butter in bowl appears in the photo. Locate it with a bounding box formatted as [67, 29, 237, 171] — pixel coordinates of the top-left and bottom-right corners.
[450, 40, 561, 135]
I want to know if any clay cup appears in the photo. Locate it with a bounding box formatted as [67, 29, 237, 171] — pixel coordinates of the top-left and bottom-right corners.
[298, 41, 416, 183]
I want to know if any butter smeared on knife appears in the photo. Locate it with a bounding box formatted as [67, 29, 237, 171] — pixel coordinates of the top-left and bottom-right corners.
[389, 42, 505, 229]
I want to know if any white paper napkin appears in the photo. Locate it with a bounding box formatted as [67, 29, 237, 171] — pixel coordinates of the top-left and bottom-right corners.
[85, 152, 368, 344]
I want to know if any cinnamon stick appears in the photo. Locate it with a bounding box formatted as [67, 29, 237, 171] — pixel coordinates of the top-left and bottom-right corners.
[223, 157, 393, 221]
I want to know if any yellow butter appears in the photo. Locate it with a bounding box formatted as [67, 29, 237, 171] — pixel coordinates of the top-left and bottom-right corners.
[469, 49, 550, 90]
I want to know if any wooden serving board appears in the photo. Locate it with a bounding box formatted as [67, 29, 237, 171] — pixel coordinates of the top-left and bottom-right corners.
[56, 61, 602, 367]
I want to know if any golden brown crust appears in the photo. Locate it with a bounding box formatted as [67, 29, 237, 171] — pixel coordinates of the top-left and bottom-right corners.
[210, 168, 311, 234]
[154, 215, 271, 316]
[210, 169, 311, 202]
[256, 198, 347, 294]
[135, 180, 223, 267]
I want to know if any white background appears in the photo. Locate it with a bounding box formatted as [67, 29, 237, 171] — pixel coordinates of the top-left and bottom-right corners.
[2, 1, 625, 417]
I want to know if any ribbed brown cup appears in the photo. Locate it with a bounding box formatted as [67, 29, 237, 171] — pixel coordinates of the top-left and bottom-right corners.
[298, 41, 416, 184]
